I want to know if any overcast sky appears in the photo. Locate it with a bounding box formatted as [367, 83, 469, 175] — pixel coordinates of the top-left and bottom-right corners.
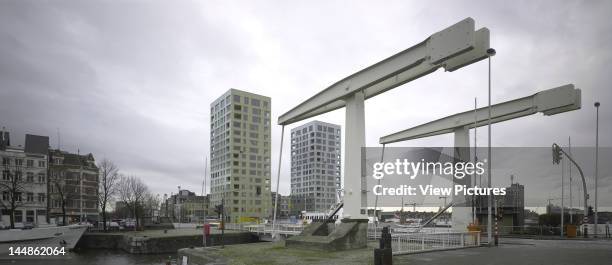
[1, 0, 611, 199]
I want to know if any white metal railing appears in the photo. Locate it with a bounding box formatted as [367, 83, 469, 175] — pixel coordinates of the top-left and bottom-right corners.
[224, 223, 304, 236]
[391, 231, 480, 255]
[367, 223, 453, 240]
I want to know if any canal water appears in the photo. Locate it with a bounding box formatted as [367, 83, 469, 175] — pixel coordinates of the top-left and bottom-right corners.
[3, 250, 179, 265]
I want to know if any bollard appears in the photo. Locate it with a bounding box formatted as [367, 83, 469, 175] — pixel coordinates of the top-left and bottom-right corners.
[374, 226, 393, 265]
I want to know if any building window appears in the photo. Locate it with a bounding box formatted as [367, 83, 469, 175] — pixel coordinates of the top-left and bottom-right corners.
[15, 159, 23, 166]
[26, 172, 34, 182]
[38, 174, 45, 183]
[2, 192, 9, 201]
[27, 160, 34, 167]
[14, 210, 22, 223]
[38, 161, 45, 167]
[26, 210, 34, 223]
[2, 157, 9, 166]
[38, 193, 45, 202]
[2, 170, 9, 180]
[27, 193, 34, 202]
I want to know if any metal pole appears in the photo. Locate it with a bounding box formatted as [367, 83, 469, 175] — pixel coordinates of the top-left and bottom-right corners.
[494, 198, 498, 246]
[554, 143, 589, 236]
[79, 164, 83, 223]
[569, 137, 573, 224]
[486, 48, 496, 245]
[272, 125, 285, 235]
[561, 154, 564, 237]
[221, 197, 225, 248]
[473, 97, 478, 224]
[203, 156, 208, 224]
[594, 102, 600, 237]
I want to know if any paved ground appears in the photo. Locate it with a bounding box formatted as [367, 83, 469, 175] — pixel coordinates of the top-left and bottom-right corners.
[180, 238, 612, 265]
[396, 238, 612, 265]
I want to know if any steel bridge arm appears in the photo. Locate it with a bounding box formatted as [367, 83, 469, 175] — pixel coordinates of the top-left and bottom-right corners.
[278, 18, 490, 125]
[379, 84, 581, 144]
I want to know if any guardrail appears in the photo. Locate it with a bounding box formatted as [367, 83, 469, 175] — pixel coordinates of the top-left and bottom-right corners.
[392, 231, 480, 255]
[224, 223, 305, 236]
[367, 223, 453, 240]
[477, 225, 588, 237]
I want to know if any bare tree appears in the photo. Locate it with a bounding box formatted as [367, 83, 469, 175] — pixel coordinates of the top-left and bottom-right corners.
[117, 175, 148, 230]
[0, 161, 30, 229]
[48, 166, 76, 226]
[97, 159, 119, 231]
[143, 192, 160, 223]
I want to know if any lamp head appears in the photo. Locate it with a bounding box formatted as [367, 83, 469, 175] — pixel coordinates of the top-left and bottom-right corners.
[486, 48, 496, 56]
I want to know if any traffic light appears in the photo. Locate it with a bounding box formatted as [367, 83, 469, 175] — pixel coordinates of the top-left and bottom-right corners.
[588, 206, 594, 217]
[552, 144, 563, 164]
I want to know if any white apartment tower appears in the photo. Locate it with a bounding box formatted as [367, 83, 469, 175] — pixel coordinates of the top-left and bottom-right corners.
[210, 89, 271, 223]
[290, 121, 341, 213]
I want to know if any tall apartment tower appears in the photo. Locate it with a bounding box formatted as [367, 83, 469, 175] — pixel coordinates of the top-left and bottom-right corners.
[290, 121, 341, 214]
[210, 89, 271, 223]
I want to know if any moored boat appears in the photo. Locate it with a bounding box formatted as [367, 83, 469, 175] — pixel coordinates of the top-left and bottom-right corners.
[0, 224, 87, 254]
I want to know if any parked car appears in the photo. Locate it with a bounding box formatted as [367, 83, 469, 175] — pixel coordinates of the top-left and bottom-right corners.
[22, 222, 35, 229]
[124, 220, 136, 228]
[95, 221, 122, 231]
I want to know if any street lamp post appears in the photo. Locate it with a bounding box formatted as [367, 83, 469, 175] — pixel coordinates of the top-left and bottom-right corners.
[594, 102, 600, 237]
[486, 48, 496, 246]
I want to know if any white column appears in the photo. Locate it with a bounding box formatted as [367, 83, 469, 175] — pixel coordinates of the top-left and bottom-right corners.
[344, 90, 367, 220]
[452, 127, 471, 232]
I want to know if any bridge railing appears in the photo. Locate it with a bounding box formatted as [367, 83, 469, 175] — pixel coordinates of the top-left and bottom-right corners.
[391, 231, 480, 255]
[367, 223, 453, 240]
[224, 223, 305, 235]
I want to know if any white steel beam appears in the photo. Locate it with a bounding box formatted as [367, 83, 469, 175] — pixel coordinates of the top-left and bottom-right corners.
[379, 84, 581, 144]
[344, 91, 366, 219]
[453, 127, 472, 232]
[278, 18, 490, 125]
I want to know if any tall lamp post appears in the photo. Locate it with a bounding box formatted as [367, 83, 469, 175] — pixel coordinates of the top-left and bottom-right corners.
[594, 102, 600, 237]
[486, 48, 496, 246]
